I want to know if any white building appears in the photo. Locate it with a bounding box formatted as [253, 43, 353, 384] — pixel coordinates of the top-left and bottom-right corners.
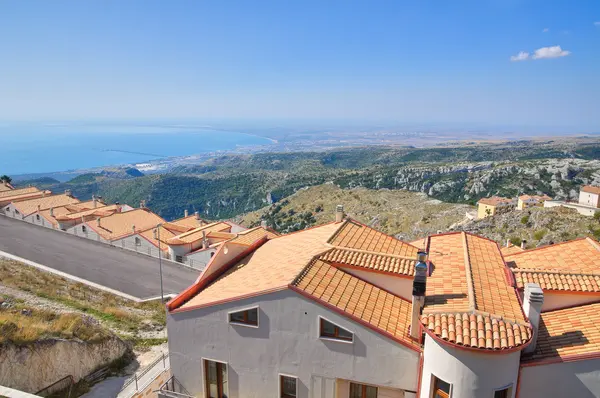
[544, 185, 600, 216]
[161, 212, 600, 398]
[2, 192, 80, 221]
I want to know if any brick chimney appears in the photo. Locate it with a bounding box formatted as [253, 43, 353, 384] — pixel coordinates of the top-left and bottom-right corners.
[335, 205, 344, 223]
[184, 209, 189, 218]
[523, 283, 544, 354]
[410, 251, 428, 339]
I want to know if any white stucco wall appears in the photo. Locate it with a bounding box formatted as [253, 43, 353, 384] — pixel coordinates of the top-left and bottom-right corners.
[24, 213, 54, 229]
[167, 289, 420, 398]
[339, 266, 413, 301]
[227, 222, 247, 234]
[520, 359, 600, 398]
[419, 334, 520, 398]
[65, 224, 109, 243]
[111, 234, 164, 258]
[1, 204, 23, 219]
[541, 292, 600, 312]
[579, 192, 600, 208]
[186, 248, 217, 269]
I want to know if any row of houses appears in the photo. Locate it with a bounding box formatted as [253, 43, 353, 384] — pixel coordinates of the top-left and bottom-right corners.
[0, 184, 271, 270]
[159, 207, 600, 398]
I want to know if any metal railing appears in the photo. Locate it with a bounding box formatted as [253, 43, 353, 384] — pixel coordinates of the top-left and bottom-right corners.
[119, 352, 168, 394]
[36, 375, 74, 397]
[158, 376, 194, 398]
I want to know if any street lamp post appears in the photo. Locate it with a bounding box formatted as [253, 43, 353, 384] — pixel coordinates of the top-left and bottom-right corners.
[154, 224, 165, 303]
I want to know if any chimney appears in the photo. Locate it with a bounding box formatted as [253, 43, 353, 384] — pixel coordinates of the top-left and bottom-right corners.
[521, 239, 527, 250]
[132, 225, 136, 234]
[194, 211, 200, 220]
[202, 230, 208, 249]
[523, 283, 544, 354]
[184, 209, 189, 218]
[37, 204, 41, 212]
[92, 195, 97, 208]
[506, 239, 511, 248]
[335, 205, 344, 223]
[97, 217, 101, 227]
[49, 207, 54, 217]
[65, 189, 72, 197]
[410, 251, 428, 339]
[261, 220, 268, 228]
[140, 200, 146, 208]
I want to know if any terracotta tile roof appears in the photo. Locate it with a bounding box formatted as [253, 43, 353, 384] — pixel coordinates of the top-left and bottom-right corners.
[328, 219, 419, 257]
[581, 185, 600, 195]
[319, 247, 417, 277]
[513, 269, 600, 292]
[477, 196, 514, 206]
[505, 238, 600, 274]
[138, 225, 176, 250]
[422, 313, 531, 350]
[179, 222, 342, 309]
[519, 194, 552, 201]
[167, 222, 232, 245]
[170, 214, 207, 229]
[228, 226, 279, 246]
[12, 194, 80, 216]
[54, 204, 120, 222]
[0, 191, 49, 205]
[88, 208, 165, 241]
[409, 237, 427, 249]
[423, 232, 530, 351]
[0, 186, 39, 199]
[500, 244, 524, 256]
[0, 183, 13, 192]
[293, 259, 419, 349]
[528, 302, 600, 361]
[161, 221, 193, 234]
[38, 200, 109, 226]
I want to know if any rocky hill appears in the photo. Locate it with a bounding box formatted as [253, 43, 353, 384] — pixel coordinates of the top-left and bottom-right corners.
[236, 184, 473, 241]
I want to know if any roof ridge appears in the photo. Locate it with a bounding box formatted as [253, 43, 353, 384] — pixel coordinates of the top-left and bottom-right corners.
[513, 268, 600, 277]
[422, 309, 530, 328]
[325, 218, 352, 244]
[504, 237, 590, 258]
[462, 232, 477, 312]
[327, 246, 417, 261]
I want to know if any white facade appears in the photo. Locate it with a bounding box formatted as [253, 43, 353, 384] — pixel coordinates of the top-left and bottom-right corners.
[65, 223, 109, 243]
[23, 213, 55, 229]
[1, 204, 24, 220]
[184, 247, 218, 269]
[520, 359, 600, 397]
[419, 334, 520, 398]
[167, 289, 420, 398]
[111, 234, 166, 258]
[579, 191, 600, 208]
[544, 200, 599, 216]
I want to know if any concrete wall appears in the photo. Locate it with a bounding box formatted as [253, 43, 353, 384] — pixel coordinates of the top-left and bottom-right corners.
[419, 334, 520, 398]
[65, 224, 109, 243]
[339, 266, 413, 301]
[519, 359, 600, 398]
[579, 192, 600, 208]
[539, 292, 600, 312]
[112, 234, 164, 258]
[2, 204, 23, 220]
[186, 247, 217, 270]
[167, 289, 420, 398]
[24, 213, 54, 229]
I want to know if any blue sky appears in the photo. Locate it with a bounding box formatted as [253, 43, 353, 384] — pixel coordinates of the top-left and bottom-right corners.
[1, 0, 599, 131]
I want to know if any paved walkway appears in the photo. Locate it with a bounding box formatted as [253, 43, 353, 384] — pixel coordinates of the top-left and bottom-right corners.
[0, 216, 198, 299]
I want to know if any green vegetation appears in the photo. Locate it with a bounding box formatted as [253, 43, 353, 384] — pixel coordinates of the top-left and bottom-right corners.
[0, 175, 11, 184]
[533, 229, 547, 240]
[521, 215, 530, 225]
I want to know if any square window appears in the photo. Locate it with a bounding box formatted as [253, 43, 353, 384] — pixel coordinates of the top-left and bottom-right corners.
[350, 382, 377, 398]
[280, 375, 297, 398]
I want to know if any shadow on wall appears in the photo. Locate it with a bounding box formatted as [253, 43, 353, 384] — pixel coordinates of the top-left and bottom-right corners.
[320, 335, 367, 358]
[231, 308, 270, 340]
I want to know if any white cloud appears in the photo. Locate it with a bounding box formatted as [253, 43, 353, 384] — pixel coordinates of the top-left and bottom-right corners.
[510, 51, 530, 61]
[543, 28, 549, 32]
[532, 45, 571, 59]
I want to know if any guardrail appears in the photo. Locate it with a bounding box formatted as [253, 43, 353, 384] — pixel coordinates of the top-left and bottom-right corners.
[119, 352, 169, 396]
[36, 375, 73, 397]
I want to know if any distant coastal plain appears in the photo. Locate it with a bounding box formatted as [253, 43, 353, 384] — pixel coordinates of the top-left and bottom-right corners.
[0, 123, 273, 175]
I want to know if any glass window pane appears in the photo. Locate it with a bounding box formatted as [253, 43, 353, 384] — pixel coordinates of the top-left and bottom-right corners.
[321, 319, 336, 337]
[337, 326, 353, 341]
[230, 311, 245, 323]
[349, 383, 362, 398]
[221, 363, 228, 398]
[365, 385, 377, 398]
[206, 361, 218, 398]
[436, 378, 450, 393]
[247, 308, 258, 325]
[281, 376, 296, 397]
[494, 388, 510, 398]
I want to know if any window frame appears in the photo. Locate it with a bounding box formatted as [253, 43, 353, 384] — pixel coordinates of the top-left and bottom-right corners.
[175, 255, 183, 263]
[318, 316, 354, 343]
[202, 358, 228, 398]
[134, 236, 141, 246]
[279, 374, 298, 398]
[493, 384, 513, 398]
[227, 306, 260, 328]
[349, 381, 378, 398]
[81, 225, 87, 233]
[36, 214, 40, 221]
[431, 375, 452, 398]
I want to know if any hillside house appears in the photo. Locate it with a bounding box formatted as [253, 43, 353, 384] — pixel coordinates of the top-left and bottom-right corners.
[476, 196, 515, 219]
[544, 185, 600, 216]
[517, 194, 552, 210]
[24, 199, 103, 228]
[0, 187, 49, 209]
[2, 192, 80, 220]
[161, 209, 600, 398]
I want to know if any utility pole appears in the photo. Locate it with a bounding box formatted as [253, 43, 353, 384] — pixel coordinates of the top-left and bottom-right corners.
[154, 224, 165, 302]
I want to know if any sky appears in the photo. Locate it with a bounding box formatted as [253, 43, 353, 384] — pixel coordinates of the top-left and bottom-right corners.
[1, 0, 599, 131]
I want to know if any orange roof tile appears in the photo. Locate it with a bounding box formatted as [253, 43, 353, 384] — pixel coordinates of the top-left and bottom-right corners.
[527, 302, 600, 361]
[477, 196, 514, 206]
[12, 194, 80, 216]
[328, 219, 419, 257]
[170, 214, 208, 229]
[167, 222, 232, 245]
[293, 259, 419, 349]
[505, 238, 600, 274]
[138, 225, 176, 251]
[87, 208, 165, 241]
[179, 222, 342, 309]
[228, 226, 279, 246]
[581, 185, 600, 195]
[37, 200, 110, 226]
[513, 269, 600, 292]
[422, 313, 531, 351]
[500, 244, 524, 256]
[320, 247, 417, 277]
[0, 191, 49, 205]
[0, 186, 39, 199]
[54, 204, 120, 222]
[0, 183, 13, 192]
[519, 194, 552, 201]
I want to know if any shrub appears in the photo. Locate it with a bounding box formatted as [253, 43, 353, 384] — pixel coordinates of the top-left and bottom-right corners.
[533, 230, 547, 240]
[510, 237, 522, 247]
[520, 215, 530, 225]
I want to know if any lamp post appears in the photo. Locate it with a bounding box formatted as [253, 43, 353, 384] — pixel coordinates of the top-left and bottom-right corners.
[154, 224, 165, 303]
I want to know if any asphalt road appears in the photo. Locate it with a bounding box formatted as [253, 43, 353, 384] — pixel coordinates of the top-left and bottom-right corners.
[0, 216, 199, 299]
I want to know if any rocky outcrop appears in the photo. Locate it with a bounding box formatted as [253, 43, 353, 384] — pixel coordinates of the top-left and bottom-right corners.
[0, 336, 129, 393]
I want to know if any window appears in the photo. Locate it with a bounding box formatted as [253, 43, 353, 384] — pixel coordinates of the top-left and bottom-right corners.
[494, 386, 512, 398]
[229, 307, 258, 326]
[204, 360, 227, 398]
[15, 209, 19, 215]
[319, 317, 353, 342]
[36, 214, 40, 221]
[432, 376, 451, 398]
[280, 375, 297, 398]
[135, 237, 141, 246]
[175, 255, 183, 263]
[350, 382, 377, 398]
[6, 207, 9, 212]
[82, 225, 87, 233]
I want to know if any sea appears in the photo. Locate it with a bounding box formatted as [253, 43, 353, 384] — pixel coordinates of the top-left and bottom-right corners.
[0, 122, 273, 177]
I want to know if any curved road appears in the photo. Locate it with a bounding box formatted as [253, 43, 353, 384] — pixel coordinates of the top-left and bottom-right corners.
[0, 216, 199, 299]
